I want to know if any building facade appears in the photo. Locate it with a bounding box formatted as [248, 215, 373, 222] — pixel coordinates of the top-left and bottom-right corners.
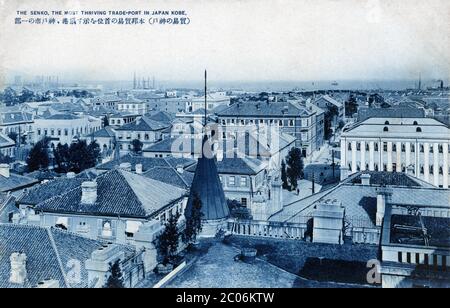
[341, 117, 450, 188]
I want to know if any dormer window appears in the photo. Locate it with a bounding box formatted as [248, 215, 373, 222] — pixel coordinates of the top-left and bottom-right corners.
[383, 126, 389, 132]
[416, 127, 422, 133]
[413, 121, 418, 125]
[384, 121, 390, 125]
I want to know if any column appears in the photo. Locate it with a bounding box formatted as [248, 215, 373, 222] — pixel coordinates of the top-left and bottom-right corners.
[405, 141, 411, 168]
[396, 142, 402, 172]
[379, 140, 383, 171]
[387, 142, 393, 172]
[415, 142, 420, 176]
[443, 143, 448, 189]
[351, 141, 357, 173]
[369, 141, 375, 171]
[340, 139, 347, 167]
[360, 141, 366, 171]
[424, 143, 430, 183]
[433, 143, 439, 186]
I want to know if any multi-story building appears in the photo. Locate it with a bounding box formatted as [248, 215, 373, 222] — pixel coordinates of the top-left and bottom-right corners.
[340, 117, 450, 188]
[0, 133, 15, 158]
[216, 101, 324, 157]
[32, 114, 102, 147]
[115, 116, 170, 155]
[90, 94, 122, 109]
[0, 110, 34, 144]
[191, 92, 231, 113]
[117, 96, 147, 115]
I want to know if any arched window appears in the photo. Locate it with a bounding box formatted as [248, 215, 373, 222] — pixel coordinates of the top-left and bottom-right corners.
[385, 121, 390, 125]
[402, 144, 406, 152]
[366, 144, 370, 151]
[413, 121, 418, 125]
[393, 144, 397, 152]
[439, 166, 444, 175]
[416, 127, 422, 133]
[374, 143, 379, 152]
[348, 143, 352, 151]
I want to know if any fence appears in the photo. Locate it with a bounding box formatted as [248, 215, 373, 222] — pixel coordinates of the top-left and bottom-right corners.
[228, 214, 381, 244]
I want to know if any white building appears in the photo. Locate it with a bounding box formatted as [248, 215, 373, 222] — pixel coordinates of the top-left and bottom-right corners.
[33, 114, 102, 147]
[340, 117, 450, 188]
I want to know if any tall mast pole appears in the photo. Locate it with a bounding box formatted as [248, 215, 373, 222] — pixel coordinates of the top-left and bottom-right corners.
[204, 70, 207, 127]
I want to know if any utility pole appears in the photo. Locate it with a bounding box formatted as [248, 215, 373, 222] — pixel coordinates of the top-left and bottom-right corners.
[204, 70, 207, 127]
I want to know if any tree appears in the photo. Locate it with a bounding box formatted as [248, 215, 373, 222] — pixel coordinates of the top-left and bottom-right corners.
[7, 132, 18, 144]
[286, 147, 304, 191]
[157, 211, 181, 265]
[281, 160, 289, 190]
[67, 140, 100, 173]
[183, 193, 203, 244]
[26, 138, 50, 172]
[131, 139, 143, 155]
[103, 259, 124, 288]
[345, 94, 358, 117]
[54, 143, 70, 172]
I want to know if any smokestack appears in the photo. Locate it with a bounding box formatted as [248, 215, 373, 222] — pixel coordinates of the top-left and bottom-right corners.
[81, 181, 97, 205]
[9, 253, 27, 285]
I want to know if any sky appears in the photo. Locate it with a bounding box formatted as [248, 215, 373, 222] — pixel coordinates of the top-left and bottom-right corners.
[0, 0, 449, 85]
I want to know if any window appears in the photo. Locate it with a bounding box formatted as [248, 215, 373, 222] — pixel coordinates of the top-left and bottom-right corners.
[393, 144, 397, 152]
[241, 198, 248, 207]
[383, 126, 389, 132]
[413, 121, 418, 125]
[383, 142, 388, 152]
[365, 144, 370, 151]
[64, 129, 68, 136]
[439, 167, 443, 175]
[439, 145, 443, 153]
[420, 145, 424, 153]
[356, 142, 361, 151]
[407, 252, 411, 264]
[416, 127, 422, 133]
[58, 129, 61, 136]
[51, 129, 55, 136]
[348, 143, 352, 151]
[411, 144, 415, 152]
[37, 129, 41, 136]
[398, 252, 403, 263]
[401, 144, 406, 152]
[374, 143, 379, 152]
[229, 176, 235, 186]
[385, 121, 390, 125]
[289, 120, 294, 127]
[240, 177, 247, 187]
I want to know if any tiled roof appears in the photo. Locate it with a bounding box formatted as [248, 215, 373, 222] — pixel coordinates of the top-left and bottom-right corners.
[115, 116, 170, 132]
[186, 157, 266, 175]
[270, 172, 450, 227]
[149, 111, 175, 124]
[351, 171, 421, 187]
[0, 133, 15, 147]
[0, 224, 132, 288]
[97, 154, 195, 172]
[39, 114, 80, 120]
[143, 167, 194, 189]
[91, 95, 122, 104]
[35, 169, 187, 219]
[216, 102, 312, 117]
[357, 107, 425, 122]
[0, 173, 38, 193]
[85, 126, 116, 138]
[0, 112, 33, 125]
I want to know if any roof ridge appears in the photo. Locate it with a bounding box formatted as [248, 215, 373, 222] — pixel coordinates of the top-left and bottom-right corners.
[46, 228, 71, 288]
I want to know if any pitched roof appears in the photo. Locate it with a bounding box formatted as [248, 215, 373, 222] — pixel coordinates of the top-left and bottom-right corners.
[35, 169, 187, 219]
[0, 173, 38, 193]
[149, 111, 175, 124]
[85, 126, 116, 138]
[0, 112, 33, 125]
[216, 102, 313, 117]
[0, 224, 134, 288]
[0, 133, 15, 148]
[143, 167, 194, 189]
[96, 154, 195, 173]
[18, 174, 93, 206]
[270, 172, 450, 227]
[357, 107, 425, 122]
[186, 156, 266, 175]
[185, 137, 230, 221]
[115, 116, 170, 132]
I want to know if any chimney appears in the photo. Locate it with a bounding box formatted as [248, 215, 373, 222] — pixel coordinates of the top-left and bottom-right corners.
[376, 187, 393, 227]
[0, 164, 10, 178]
[81, 181, 97, 204]
[66, 172, 76, 179]
[176, 164, 184, 174]
[36, 279, 60, 289]
[360, 173, 371, 185]
[10, 253, 27, 284]
[135, 164, 143, 174]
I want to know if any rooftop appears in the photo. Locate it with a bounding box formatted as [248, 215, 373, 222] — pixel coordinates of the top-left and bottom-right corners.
[0, 224, 134, 288]
[217, 101, 313, 117]
[115, 116, 170, 132]
[35, 169, 187, 219]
